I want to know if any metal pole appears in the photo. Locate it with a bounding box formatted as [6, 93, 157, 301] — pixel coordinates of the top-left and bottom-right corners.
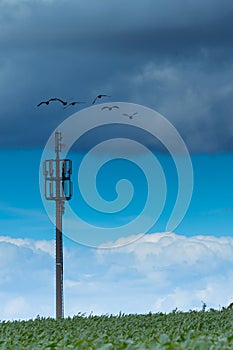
[55, 201, 63, 318]
[43, 131, 72, 319]
[55, 131, 64, 318]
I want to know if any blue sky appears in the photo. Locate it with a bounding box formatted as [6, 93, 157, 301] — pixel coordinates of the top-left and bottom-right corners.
[0, 0, 233, 320]
[1, 149, 232, 240]
[1, 148, 233, 319]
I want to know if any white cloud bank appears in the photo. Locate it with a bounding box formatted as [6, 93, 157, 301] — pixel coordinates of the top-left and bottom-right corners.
[0, 232, 233, 320]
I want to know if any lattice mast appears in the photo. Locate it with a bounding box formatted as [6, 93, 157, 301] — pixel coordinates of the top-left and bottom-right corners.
[43, 131, 72, 318]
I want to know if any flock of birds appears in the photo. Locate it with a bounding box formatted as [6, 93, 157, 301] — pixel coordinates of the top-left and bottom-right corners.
[37, 94, 110, 108]
[37, 95, 139, 119]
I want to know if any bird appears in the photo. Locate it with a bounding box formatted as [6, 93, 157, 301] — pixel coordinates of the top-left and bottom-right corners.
[37, 100, 50, 107]
[101, 105, 119, 111]
[37, 97, 67, 107]
[92, 94, 111, 104]
[49, 98, 68, 106]
[64, 101, 85, 109]
[122, 112, 138, 119]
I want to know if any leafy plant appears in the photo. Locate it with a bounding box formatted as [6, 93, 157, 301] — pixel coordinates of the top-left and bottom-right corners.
[0, 309, 233, 349]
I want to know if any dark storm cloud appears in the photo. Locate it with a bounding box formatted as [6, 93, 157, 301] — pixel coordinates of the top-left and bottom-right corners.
[0, 0, 233, 152]
[1, 0, 233, 52]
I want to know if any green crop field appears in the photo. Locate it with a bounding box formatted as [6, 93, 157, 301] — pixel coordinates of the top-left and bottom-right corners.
[0, 308, 233, 349]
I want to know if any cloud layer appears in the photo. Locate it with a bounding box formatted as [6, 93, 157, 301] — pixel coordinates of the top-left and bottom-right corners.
[0, 0, 233, 152]
[1, 232, 233, 320]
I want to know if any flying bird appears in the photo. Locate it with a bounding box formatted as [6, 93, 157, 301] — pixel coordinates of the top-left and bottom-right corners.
[49, 98, 68, 106]
[37, 97, 68, 107]
[64, 101, 85, 109]
[101, 105, 119, 111]
[92, 94, 111, 104]
[37, 100, 50, 107]
[122, 112, 138, 119]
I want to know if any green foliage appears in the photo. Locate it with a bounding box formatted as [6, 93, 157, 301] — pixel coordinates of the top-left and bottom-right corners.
[0, 309, 233, 349]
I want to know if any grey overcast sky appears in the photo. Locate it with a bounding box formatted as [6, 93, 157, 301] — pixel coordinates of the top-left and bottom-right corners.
[1, 0, 233, 152]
